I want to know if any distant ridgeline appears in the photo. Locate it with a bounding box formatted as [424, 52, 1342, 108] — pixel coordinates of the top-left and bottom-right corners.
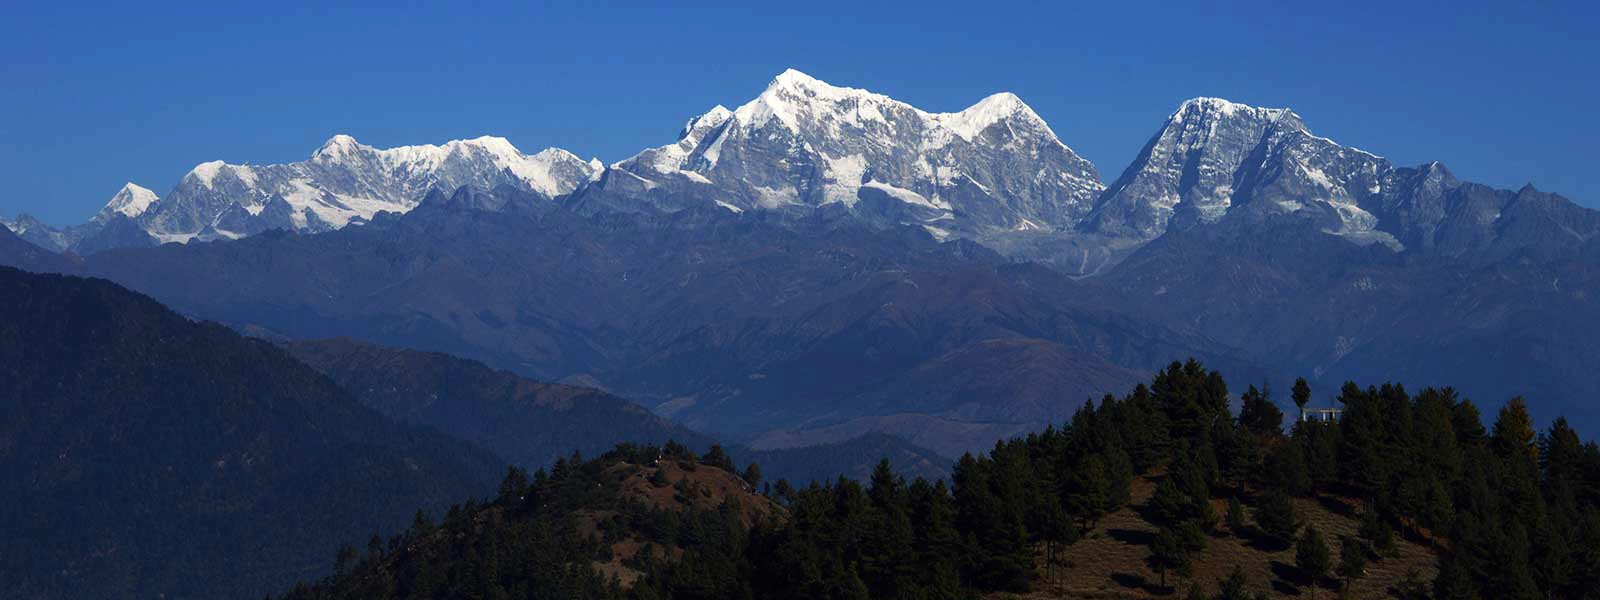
[277, 360, 1600, 600]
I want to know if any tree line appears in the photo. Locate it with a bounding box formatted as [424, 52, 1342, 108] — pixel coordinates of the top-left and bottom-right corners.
[278, 359, 1600, 600]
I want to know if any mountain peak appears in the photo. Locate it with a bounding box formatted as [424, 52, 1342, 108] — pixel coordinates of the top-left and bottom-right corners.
[679, 105, 733, 141]
[939, 91, 1047, 142]
[1169, 97, 1299, 128]
[738, 69, 896, 130]
[770, 67, 822, 89]
[313, 134, 364, 160]
[183, 160, 255, 188]
[99, 182, 160, 220]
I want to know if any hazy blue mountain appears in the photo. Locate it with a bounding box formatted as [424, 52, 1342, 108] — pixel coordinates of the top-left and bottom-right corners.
[286, 337, 953, 483]
[23, 198, 1235, 450]
[284, 337, 717, 469]
[0, 267, 503, 600]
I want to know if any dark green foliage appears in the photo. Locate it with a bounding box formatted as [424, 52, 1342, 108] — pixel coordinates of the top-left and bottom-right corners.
[1296, 525, 1332, 589]
[1292, 377, 1312, 414]
[1225, 495, 1247, 536]
[1357, 509, 1394, 557]
[1149, 525, 1192, 589]
[1214, 565, 1253, 600]
[1337, 534, 1366, 589]
[270, 358, 1600, 600]
[1254, 488, 1299, 547]
[702, 444, 737, 473]
[1238, 384, 1284, 438]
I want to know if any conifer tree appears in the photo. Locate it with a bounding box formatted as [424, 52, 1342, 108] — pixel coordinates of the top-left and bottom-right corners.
[1065, 453, 1110, 532]
[1149, 525, 1190, 591]
[1357, 509, 1394, 558]
[1215, 565, 1252, 600]
[1255, 488, 1298, 548]
[1492, 397, 1538, 462]
[1239, 384, 1284, 437]
[1296, 525, 1332, 596]
[1337, 534, 1367, 592]
[740, 463, 762, 489]
[702, 444, 735, 472]
[1225, 495, 1247, 536]
[498, 465, 530, 503]
[1292, 377, 1312, 419]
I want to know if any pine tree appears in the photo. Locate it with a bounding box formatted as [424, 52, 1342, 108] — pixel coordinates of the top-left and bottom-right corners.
[702, 444, 735, 472]
[862, 459, 916, 599]
[1239, 384, 1284, 437]
[909, 478, 963, 598]
[1492, 397, 1538, 462]
[1296, 525, 1332, 596]
[1255, 489, 1298, 548]
[1263, 442, 1312, 496]
[1357, 510, 1394, 558]
[1292, 377, 1312, 419]
[1215, 565, 1251, 600]
[1149, 525, 1190, 591]
[1065, 453, 1111, 532]
[740, 462, 762, 489]
[497, 465, 530, 504]
[1225, 495, 1247, 536]
[1337, 534, 1367, 592]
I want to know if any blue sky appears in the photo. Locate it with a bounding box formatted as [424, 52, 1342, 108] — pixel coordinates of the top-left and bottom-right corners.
[3, 1, 1596, 225]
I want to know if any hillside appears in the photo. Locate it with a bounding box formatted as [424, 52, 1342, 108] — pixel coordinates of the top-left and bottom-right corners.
[1019, 471, 1437, 599]
[277, 443, 781, 600]
[284, 338, 717, 468]
[0, 267, 503, 600]
[284, 337, 952, 483]
[277, 360, 1600, 600]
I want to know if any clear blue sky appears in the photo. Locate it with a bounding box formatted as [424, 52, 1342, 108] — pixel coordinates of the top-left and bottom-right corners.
[3, 1, 1595, 226]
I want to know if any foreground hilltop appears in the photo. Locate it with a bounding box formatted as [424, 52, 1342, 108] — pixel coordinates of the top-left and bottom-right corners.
[278, 361, 1600, 600]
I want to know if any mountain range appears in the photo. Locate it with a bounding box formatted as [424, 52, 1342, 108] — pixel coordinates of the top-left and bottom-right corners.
[0, 265, 957, 599]
[3, 69, 1596, 444]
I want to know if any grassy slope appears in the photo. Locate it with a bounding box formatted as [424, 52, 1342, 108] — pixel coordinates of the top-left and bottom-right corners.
[1005, 474, 1438, 599]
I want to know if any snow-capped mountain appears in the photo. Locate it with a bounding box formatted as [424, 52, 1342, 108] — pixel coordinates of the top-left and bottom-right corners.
[573, 69, 1103, 241]
[1085, 96, 1599, 262]
[1088, 97, 1397, 248]
[1, 213, 69, 252]
[15, 70, 1593, 266]
[94, 183, 160, 224]
[136, 135, 600, 243]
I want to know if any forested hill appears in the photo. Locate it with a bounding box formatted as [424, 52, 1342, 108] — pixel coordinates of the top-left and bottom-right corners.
[278, 361, 1600, 600]
[0, 267, 504, 599]
[283, 337, 953, 483]
[284, 338, 719, 468]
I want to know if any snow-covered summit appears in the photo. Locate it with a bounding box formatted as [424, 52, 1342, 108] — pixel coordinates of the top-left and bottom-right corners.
[933, 92, 1052, 143]
[1089, 96, 1400, 247]
[134, 135, 601, 242]
[1168, 97, 1298, 126]
[96, 183, 160, 221]
[586, 69, 1103, 238]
